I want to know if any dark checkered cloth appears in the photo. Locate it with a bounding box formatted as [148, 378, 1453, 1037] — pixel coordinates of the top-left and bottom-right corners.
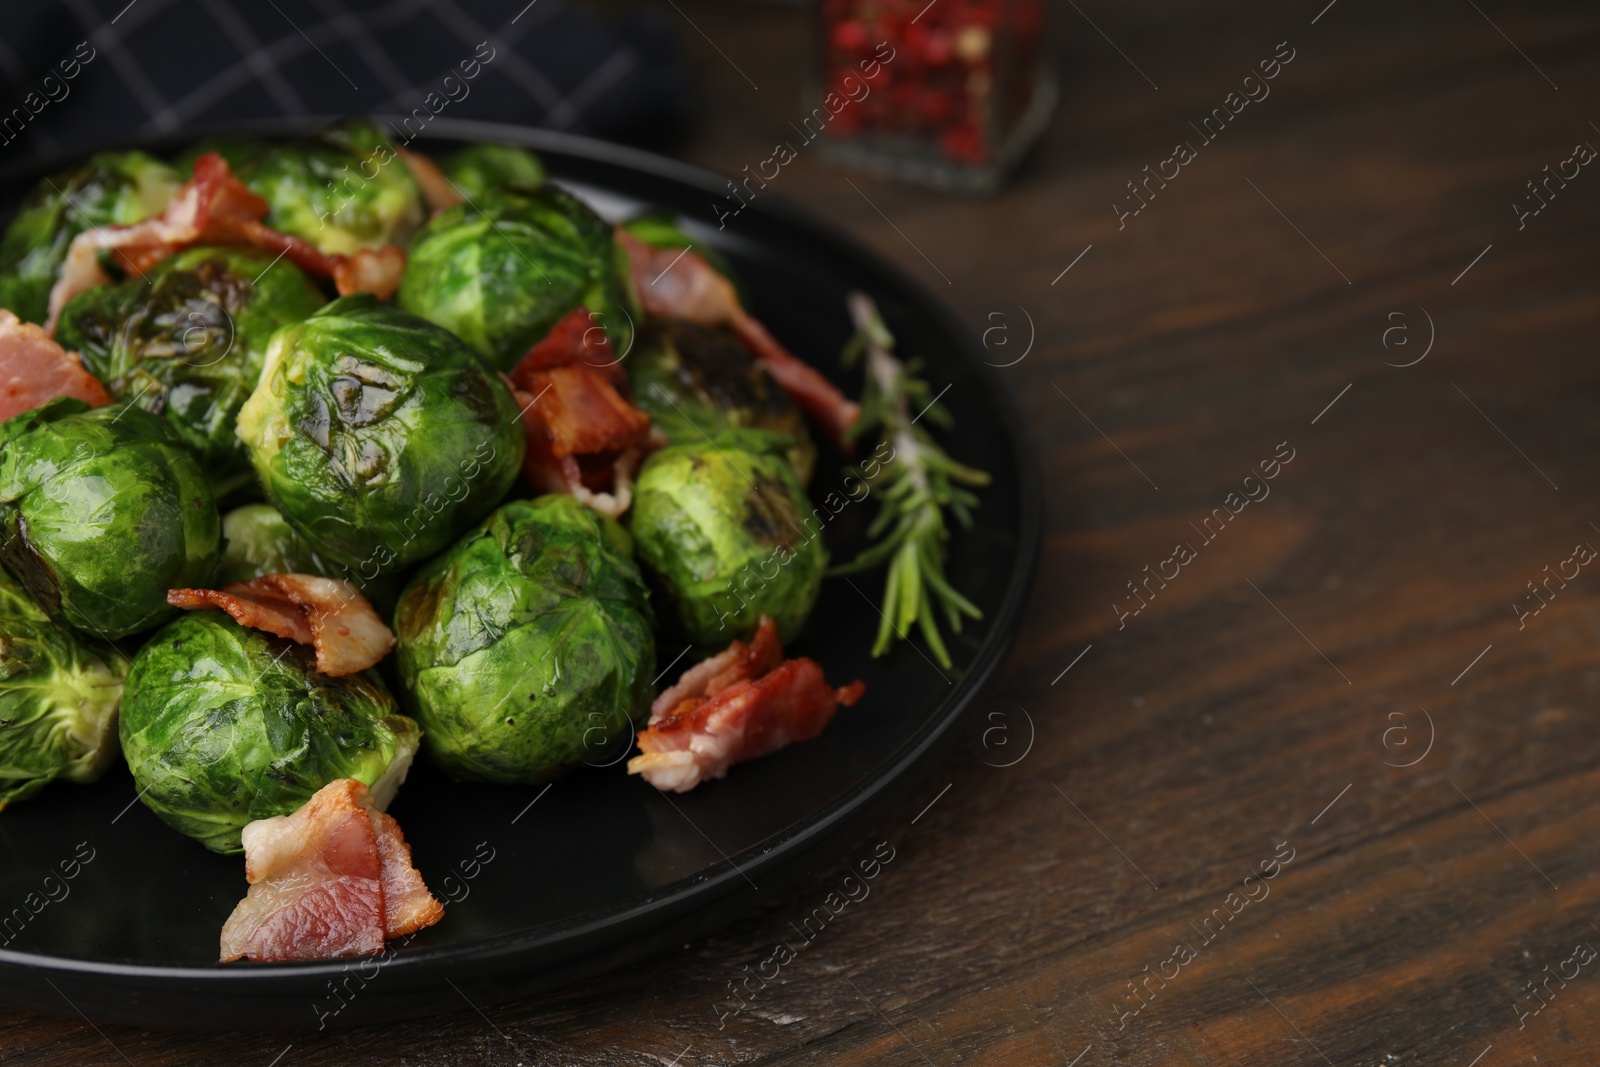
[0, 0, 691, 162]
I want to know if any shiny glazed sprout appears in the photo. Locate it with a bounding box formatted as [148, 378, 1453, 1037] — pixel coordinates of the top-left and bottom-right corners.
[397, 184, 634, 371]
[0, 569, 125, 811]
[394, 496, 656, 784]
[629, 430, 826, 645]
[235, 294, 526, 576]
[0, 398, 220, 640]
[119, 610, 418, 853]
[56, 246, 327, 491]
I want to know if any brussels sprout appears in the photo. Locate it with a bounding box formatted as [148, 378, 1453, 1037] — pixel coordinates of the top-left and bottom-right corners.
[56, 246, 327, 491]
[630, 430, 826, 645]
[629, 321, 815, 484]
[191, 121, 424, 256]
[236, 294, 525, 574]
[397, 184, 635, 371]
[394, 496, 655, 784]
[120, 610, 418, 852]
[218, 502, 336, 584]
[0, 150, 179, 323]
[218, 502, 397, 611]
[0, 398, 221, 639]
[0, 570, 125, 810]
[439, 143, 545, 199]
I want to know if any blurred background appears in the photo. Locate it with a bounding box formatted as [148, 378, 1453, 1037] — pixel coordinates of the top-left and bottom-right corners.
[0, 0, 1056, 186]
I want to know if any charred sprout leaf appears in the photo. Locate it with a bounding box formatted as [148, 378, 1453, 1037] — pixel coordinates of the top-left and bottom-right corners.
[0, 150, 179, 324]
[397, 184, 635, 371]
[0, 398, 221, 640]
[439, 143, 546, 199]
[120, 610, 418, 853]
[629, 321, 815, 484]
[0, 569, 125, 811]
[394, 496, 655, 784]
[57, 246, 327, 493]
[236, 294, 526, 575]
[832, 292, 989, 669]
[629, 429, 825, 646]
[189, 120, 424, 255]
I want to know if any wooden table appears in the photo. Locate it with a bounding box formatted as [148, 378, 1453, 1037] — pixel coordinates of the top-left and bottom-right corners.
[7, 0, 1600, 1062]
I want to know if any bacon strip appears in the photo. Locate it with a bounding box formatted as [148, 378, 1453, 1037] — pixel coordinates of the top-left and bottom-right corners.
[629, 617, 865, 792]
[511, 305, 629, 392]
[519, 364, 650, 458]
[220, 779, 386, 962]
[331, 246, 407, 303]
[397, 146, 465, 214]
[0, 310, 112, 421]
[509, 314, 653, 520]
[514, 381, 645, 520]
[168, 573, 395, 677]
[650, 614, 783, 719]
[615, 228, 860, 448]
[45, 153, 405, 334]
[220, 779, 443, 962]
[370, 805, 445, 938]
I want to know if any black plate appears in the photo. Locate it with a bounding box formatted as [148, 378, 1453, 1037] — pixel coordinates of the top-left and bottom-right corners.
[0, 119, 1039, 1030]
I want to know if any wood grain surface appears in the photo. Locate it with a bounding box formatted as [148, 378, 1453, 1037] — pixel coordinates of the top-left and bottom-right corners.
[6, 0, 1600, 1063]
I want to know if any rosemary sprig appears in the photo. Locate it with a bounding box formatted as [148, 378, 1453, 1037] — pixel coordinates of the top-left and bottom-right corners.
[831, 291, 991, 668]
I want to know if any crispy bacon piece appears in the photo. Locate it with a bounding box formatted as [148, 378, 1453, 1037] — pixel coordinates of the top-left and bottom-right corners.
[509, 315, 653, 519]
[629, 617, 865, 792]
[219, 780, 385, 962]
[370, 805, 445, 938]
[511, 305, 629, 392]
[615, 228, 860, 448]
[519, 364, 651, 458]
[45, 153, 406, 334]
[167, 573, 395, 677]
[397, 146, 465, 214]
[220, 779, 443, 962]
[331, 246, 407, 302]
[0, 310, 112, 420]
[517, 423, 644, 520]
[650, 614, 784, 719]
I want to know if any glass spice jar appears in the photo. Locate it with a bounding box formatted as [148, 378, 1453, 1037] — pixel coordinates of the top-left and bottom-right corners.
[809, 0, 1055, 192]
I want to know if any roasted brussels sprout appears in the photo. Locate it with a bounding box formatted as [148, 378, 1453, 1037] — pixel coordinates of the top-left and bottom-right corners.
[218, 502, 315, 583]
[0, 398, 220, 639]
[235, 294, 525, 575]
[394, 496, 655, 784]
[190, 121, 424, 255]
[218, 502, 397, 611]
[630, 430, 825, 645]
[56, 246, 327, 490]
[397, 184, 635, 371]
[120, 610, 418, 853]
[0, 570, 125, 811]
[439, 143, 545, 199]
[0, 150, 179, 323]
[630, 321, 815, 484]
